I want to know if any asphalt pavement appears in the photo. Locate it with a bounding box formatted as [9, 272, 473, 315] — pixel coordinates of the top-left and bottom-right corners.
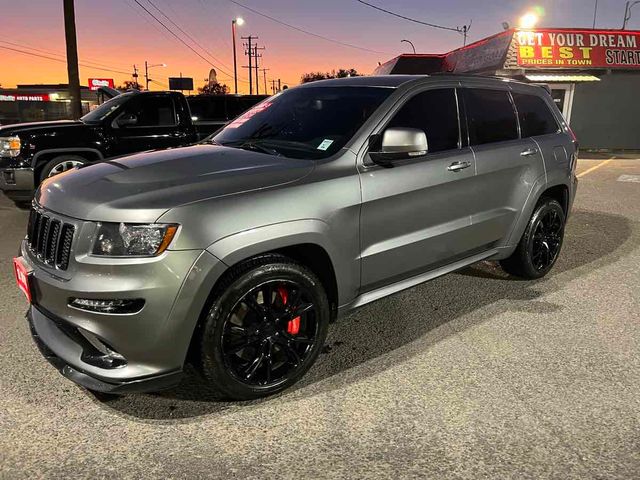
[1, 158, 638, 479]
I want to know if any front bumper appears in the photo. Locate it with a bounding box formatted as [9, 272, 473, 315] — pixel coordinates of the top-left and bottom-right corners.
[28, 307, 182, 393]
[0, 166, 35, 200]
[21, 231, 227, 393]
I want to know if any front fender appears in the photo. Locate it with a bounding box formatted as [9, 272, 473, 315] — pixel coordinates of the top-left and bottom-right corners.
[206, 219, 357, 307]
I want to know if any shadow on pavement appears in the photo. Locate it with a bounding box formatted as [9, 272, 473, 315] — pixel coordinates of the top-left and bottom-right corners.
[96, 209, 634, 421]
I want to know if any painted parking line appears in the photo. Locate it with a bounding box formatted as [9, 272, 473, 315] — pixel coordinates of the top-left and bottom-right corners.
[577, 158, 613, 178]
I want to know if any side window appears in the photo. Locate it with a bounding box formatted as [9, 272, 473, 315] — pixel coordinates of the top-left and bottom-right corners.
[513, 93, 560, 137]
[386, 89, 459, 153]
[463, 89, 518, 145]
[123, 95, 177, 127]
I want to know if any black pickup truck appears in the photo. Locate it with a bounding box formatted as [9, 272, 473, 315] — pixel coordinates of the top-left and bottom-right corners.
[0, 90, 267, 205]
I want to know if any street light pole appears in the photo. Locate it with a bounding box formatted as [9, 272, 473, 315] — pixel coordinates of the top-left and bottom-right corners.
[623, 1, 640, 29]
[232, 18, 244, 94]
[401, 39, 416, 54]
[144, 62, 166, 90]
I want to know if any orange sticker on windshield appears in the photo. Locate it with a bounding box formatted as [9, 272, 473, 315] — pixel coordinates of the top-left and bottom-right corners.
[227, 101, 273, 128]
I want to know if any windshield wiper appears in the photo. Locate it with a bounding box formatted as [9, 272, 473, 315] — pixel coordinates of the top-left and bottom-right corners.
[222, 140, 282, 157]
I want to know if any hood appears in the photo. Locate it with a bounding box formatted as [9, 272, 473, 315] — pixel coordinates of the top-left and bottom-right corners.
[36, 144, 315, 222]
[0, 120, 85, 136]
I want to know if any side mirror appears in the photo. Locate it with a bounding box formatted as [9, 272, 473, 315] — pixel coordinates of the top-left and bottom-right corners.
[117, 113, 138, 128]
[369, 127, 428, 168]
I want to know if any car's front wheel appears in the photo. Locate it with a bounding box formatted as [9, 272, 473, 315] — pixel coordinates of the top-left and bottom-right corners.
[40, 155, 86, 182]
[196, 254, 330, 400]
[500, 197, 566, 279]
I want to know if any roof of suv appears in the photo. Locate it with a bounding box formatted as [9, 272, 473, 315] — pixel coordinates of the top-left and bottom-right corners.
[297, 74, 531, 89]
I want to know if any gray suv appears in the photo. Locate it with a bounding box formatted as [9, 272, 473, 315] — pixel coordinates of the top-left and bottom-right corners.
[15, 75, 577, 400]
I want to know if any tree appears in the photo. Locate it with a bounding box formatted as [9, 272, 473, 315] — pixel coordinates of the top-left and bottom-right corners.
[301, 68, 361, 84]
[198, 82, 230, 95]
[117, 80, 141, 91]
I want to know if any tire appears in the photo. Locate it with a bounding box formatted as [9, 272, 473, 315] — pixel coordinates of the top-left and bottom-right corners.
[39, 155, 86, 183]
[500, 198, 565, 279]
[196, 254, 330, 400]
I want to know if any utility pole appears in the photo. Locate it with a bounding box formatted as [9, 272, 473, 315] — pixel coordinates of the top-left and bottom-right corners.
[278, 78, 281, 93]
[63, 0, 82, 119]
[242, 35, 255, 94]
[593, 0, 599, 28]
[261, 68, 270, 96]
[145, 61, 149, 90]
[132, 65, 139, 90]
[253, 44, 265, 95]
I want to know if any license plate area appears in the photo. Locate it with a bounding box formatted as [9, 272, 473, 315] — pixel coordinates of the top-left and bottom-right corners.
[13, 256, 33, 303]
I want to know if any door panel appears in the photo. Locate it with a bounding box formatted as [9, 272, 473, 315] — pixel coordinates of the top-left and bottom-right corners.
[108, 95, 187, 156]
[359, 148, 477, 292]
[467, 138, 542, 247]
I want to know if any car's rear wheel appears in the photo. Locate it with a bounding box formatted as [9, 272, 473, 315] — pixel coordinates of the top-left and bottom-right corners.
[500, 198, 565, 279]
[196, 255, 330, 400]
[40, 155, 86, 182]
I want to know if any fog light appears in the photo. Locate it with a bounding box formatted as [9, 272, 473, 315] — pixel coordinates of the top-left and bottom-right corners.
[69, 298, 144, 314]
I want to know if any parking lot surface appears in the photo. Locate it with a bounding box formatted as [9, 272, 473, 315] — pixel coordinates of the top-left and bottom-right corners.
[1, 158, 639, 479]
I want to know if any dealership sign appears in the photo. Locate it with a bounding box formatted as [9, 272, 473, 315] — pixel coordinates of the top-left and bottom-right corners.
[88, 78, 115, 91]
[516, 29, 640, 68]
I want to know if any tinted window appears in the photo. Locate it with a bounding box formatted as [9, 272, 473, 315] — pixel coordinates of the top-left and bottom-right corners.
[387, 89, 459, 153]
[463, 89, 518, 145]
[187, 96, 227, 122]
[122, 95, 176, 127]
[513, 93, 559, 137]
[214, 87, 391, 160]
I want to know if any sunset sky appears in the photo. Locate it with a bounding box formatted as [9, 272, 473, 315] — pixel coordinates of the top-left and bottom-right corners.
[0, 0, 635, 94]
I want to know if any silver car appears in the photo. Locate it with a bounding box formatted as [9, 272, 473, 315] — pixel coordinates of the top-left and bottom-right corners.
[15, 75, 578, 400]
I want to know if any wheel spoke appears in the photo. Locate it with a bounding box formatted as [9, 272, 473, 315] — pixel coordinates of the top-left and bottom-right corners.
[225, 337, 260, 356]
[243, 342, 267, 380]
[264, 341, 273, 384]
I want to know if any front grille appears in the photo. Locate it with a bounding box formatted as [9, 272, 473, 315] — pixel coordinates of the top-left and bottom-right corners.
[27, 207, 75, 270]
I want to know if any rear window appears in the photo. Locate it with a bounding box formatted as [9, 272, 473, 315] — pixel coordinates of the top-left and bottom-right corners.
[463, 89, 518, 145]
[513, 93, 560, 137]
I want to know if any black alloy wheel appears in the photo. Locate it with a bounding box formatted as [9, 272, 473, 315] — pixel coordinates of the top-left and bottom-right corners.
[500, 198, 566, 279]
[529, 207, 564, 272]
[221, 280, 318, 387]
[197, 254, 330, 400]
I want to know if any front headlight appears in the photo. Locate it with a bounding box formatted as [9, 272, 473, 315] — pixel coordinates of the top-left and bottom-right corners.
[0, 136, 21, 157]
[92, 223, 179, 257]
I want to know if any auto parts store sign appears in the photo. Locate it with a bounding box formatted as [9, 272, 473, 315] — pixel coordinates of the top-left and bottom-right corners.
[516, 29, 640, 68]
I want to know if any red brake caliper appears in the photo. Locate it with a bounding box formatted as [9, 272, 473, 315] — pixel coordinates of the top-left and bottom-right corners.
[277, 286, 300, 335]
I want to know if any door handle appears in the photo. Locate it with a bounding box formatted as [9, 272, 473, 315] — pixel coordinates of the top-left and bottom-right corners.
[520, 148, 539, 157]
[447, 161, 472, 172]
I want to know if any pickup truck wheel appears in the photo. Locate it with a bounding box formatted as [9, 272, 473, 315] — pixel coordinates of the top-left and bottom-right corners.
[500, 198, 565, 279]
[197, 255, 330, 400]
[39, 155, 86, 182]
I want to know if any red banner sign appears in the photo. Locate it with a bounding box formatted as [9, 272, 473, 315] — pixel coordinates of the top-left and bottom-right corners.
[516, 29, 640, 69]
[0, 93, 50, 102]
[88, 78, 115, 91]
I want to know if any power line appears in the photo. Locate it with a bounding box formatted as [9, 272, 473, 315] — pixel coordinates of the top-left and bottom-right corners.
[143, 0, 233, 71]
[225, 0, 389, 55]
[130, 0, 236, 80]
[0, 45, 132, 76]
[355, 0, 464, 33]
[0, 38, 132, 72]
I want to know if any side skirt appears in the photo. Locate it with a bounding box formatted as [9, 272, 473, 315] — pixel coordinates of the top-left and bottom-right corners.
[339, 248, 500, 314]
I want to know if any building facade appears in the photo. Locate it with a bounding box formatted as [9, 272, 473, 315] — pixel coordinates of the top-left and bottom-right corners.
[374, 28, 640, 150]
[0, 84, 100, 126]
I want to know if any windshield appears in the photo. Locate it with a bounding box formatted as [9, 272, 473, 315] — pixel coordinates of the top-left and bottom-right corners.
[80, 93, 134, 123]
[213, 86, 392, 159]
